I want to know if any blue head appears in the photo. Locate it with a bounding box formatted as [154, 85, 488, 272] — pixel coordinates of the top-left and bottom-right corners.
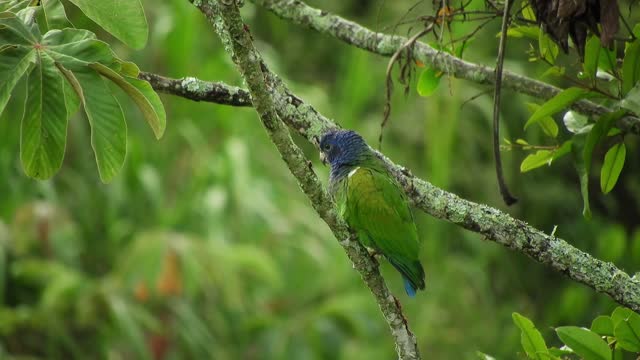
[319, 130, 369, 171]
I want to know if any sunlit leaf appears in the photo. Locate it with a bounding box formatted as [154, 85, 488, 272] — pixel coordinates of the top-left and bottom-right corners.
[0, 46, 35, 115]
[613, 311, 640, 352]
[512, 312, 549, 359]
[526, 88, 589, 128]
[611, 307, 633, 326]
[40, 0, 72, 31]
[556, 326, 611, 360]
[622, 39, 640, 95]
[600, 143, 626, 194]
[74, 70, 127, 182]
[20, 52, 68, 179]
[66, 0, 148, 49]
[0, 10, 39, 45]
[89, 62, 165, 138]
[417, 67, 441, 97]
[583, 36, 601, 80]
[42, 28, 117, 70]
[525, 103, 558, 137]
[520, 141, 571, 172]
[539, 32, 558, 63]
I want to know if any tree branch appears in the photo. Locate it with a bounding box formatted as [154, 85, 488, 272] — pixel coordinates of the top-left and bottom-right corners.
[141, 66, 640, 314]
[250, 0, 640, 136]
[138, 72, 252, 106]
[188, 1, 421, 359]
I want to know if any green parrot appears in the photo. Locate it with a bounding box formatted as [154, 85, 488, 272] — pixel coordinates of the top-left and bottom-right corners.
[319, 129, 425, 296]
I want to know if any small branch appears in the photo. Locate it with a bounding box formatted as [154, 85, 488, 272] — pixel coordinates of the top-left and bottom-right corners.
[188, 1, 421, 359]
[492, 0, 518, 205]
[138, 72, 252, 106]
[250, 0, 640, 136]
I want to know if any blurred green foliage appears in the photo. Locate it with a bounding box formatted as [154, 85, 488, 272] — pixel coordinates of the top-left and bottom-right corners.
[1, 0, 640, 359]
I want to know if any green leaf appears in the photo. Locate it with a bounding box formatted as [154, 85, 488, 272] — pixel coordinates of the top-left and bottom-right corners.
[89, 62, 165, 139]
[0, 11, 39, 45]
[42, 28, 117, 70]
[525, 103, 558, 137]
[522, 3, 536, 21]
[583, 36, 601, 80]
[600, 143, 626, 194]
[526, 87, 589, 128]
[539, 31, 558, 63]
[417, 67, 441, 97]
[0, 0, 30, 13]
[613, 311, 640, 352]
[504, 26, 539, 40]
[583, 109, 625, 174]
[520, 141, 572, 172]
[74, 70, 127, 182]
[572, 135, 591, 219]
[611, 307, 633, 326]
[0, 46, 34, 115]
[512, 312, 549, 359]
[556, 326, 611, 360]
[620, 84, 640, 116]
[622, 40, 640, 95]
[55, 63, 80, 117]
[66, 0, 148, 49]
[20, 51, 68, 179]
[40, 0, 73, 31]
[591, 316, 614, 337]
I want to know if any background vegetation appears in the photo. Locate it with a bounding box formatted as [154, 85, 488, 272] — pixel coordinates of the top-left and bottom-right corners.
[1, 0, 639, 358]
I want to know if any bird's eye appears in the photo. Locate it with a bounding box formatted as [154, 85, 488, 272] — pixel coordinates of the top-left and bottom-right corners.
[323, 143, 332, 151]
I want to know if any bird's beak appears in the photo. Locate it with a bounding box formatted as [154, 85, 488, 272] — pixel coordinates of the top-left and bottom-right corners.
[320, 152, 327, 165]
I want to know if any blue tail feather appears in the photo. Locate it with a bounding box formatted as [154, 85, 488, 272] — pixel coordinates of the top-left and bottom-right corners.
[403, 276, 417, 297]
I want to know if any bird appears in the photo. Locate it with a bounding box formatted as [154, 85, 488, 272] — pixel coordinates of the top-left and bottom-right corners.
[319, 129, 425, 296]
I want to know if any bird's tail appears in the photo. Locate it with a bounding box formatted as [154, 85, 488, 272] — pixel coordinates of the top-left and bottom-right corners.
[387, 257, 425, 297]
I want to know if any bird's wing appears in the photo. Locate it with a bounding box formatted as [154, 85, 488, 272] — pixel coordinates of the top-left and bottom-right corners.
[343, 166, 420, 260]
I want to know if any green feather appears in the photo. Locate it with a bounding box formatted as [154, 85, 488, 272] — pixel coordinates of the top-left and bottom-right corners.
[332, 164, 425, 293]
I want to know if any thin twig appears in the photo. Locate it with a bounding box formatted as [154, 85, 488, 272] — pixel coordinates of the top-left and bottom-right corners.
[492, 0, 517, 205]
[382, 25, 433, 149]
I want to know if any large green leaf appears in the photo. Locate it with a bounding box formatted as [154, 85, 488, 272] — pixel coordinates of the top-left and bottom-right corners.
[0, 46, 35, 114]
[526, 87, 589, 129]
[512, 312, 549, 359]
[525, 103, 558, 137]
[622, 40, 640, 95]
[74, 70, 127, 182]
[89, 62, 165, 139]
[583, 36, 600, 80]
[556, 327, 611, 360]
[42, 28, 116, 70]
[591, 316, 614, 337]
[613, 307, 640, 351]
[417, 67, 441, 97]
[66, 0, 148, 49]
[520, 141, 571, 173]
[0, 10, 39, 45]
[20, 51, 68, 179]
[600, 143, 626, 194]
[40, 0, 73, 31]
[0, 0, 30, 13]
